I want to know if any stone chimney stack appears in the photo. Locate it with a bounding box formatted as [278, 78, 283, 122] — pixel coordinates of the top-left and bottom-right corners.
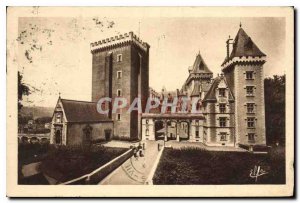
[226, 35, 233, 59]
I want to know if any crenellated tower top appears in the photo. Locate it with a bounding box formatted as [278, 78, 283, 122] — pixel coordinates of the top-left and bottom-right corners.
[90, 31, 150, 53]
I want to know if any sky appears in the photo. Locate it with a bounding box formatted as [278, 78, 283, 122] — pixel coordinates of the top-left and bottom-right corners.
[16, 14, 286, 108]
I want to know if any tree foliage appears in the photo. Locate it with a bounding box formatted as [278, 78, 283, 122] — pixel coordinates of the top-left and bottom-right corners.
[18, 71, 30, 111]
[264, 75, 285, 146]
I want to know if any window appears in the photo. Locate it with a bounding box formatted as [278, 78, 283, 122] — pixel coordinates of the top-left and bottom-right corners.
[219, 88, 226, 97]
[146, 129, 149, 136]
[219, 117, 226, 127]
[219, 104, 226, 113]
[220, 132, 227, 141]
[246, 71, 254, 80]
[117, 89, 122, 97]
[248, 133, 255, 142]
[195, 126, 199, 138]
[247, 117, 255, 128]
[56, 114, 61, 123]
[247, 103, 255, 113]
[117, 71, 122, 79]
[117, 113, 121, 121]
[146, 119, 149, 124]
[117, 54, 122, 62]
[246, 86, 254, 96]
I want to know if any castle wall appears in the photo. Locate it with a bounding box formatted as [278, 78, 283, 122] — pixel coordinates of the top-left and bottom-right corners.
[91, 39, 149, 140]
[203, 80, 235, 146]
[234, 64, 266, 146]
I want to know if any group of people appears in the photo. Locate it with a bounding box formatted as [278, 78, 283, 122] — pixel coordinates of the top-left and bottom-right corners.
[133, 142, 145, 160]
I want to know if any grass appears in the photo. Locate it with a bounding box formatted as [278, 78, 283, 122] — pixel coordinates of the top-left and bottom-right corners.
[153, 146, 285, 185]
[39, 144, 127, 183]
[18, 143, 127, 184]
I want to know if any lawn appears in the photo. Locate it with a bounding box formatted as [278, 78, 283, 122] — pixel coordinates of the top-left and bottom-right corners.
[40, 145, 127, 183]
[18, 143, 127, 184]
[153, 146, 285, 185]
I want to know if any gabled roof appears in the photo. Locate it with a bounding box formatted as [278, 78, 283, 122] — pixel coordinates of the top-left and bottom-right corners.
[191, 53, 213, 74]
[203, 76, 234, 102]
[60, 98, 112, 123]
[222, 27, 266, 65]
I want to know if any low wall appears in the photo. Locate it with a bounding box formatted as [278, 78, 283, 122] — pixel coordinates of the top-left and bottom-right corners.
[145, 145, 165, 185]
[61, 148, 134, 185]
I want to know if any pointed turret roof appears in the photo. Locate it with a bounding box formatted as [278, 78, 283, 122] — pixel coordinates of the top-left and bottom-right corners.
[191, 53, 213, 74]
[223, 27, 266, 65]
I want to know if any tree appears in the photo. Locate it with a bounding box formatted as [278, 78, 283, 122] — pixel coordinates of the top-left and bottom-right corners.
[264, 75, 285, 146]
[18, 71, 30, 111]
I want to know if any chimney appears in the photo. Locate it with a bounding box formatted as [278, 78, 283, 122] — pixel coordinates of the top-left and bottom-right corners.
[226, 35, 233, 59]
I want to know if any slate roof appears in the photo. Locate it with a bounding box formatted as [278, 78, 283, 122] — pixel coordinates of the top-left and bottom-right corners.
[60, 98, 112, 123]
[201, 82, 212, 93]
[203, 77, 234, 102]
[222, 27, 266, 65]
[191, 83, 200, 97]
[191, 53, 213, 74]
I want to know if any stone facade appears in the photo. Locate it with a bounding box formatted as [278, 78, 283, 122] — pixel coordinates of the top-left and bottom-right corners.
[141, 26, 267, 148]
[91, 32, 150, 140]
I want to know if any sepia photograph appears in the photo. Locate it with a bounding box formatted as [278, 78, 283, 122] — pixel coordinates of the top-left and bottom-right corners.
[6, 6, 294, 197]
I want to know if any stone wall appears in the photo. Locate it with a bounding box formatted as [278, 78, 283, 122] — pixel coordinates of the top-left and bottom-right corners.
[234, 64, 266, 146]
[91, 41, 149, 140]
[67, 122, 113, 145]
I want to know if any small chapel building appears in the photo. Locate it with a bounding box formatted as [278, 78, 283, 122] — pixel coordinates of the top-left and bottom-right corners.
[50, 97, 113, 145]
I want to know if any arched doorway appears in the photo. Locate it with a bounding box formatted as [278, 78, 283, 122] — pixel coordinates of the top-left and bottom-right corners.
[167, 120, 177, 140]
[178, 121, 190, 141]
[154, 120, 164, 140]
[55, 130, 61, 144]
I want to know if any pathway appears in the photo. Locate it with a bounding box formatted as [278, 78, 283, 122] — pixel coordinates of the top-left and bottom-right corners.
[99, 140, 163, 185]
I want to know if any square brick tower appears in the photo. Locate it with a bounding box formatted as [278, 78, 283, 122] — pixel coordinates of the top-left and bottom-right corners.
[90, 32, 150, 140]
[221, 26, 267, 147]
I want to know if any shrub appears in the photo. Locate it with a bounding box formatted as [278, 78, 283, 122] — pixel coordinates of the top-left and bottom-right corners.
[112, 135, 139, 142]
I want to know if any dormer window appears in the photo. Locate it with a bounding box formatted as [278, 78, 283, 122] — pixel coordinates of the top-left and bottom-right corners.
[56, 114, 61, 123]
[219, 88, 226, 97]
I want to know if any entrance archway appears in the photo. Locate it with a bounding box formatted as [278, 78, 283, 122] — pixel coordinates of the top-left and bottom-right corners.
[166, 120, 177, 140]
[178, 121, 190, 141]
[154, 120, 164, 140]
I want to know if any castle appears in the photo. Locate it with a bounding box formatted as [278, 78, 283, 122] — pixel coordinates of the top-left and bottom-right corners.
[50, 25, 266, 149]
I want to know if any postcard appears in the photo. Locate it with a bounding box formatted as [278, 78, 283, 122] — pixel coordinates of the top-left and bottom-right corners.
[6, 6, 294, 197]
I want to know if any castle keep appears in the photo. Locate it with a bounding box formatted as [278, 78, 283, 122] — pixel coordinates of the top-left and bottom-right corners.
[90, 32, 150, 140]
[50, 25, 267, 149]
